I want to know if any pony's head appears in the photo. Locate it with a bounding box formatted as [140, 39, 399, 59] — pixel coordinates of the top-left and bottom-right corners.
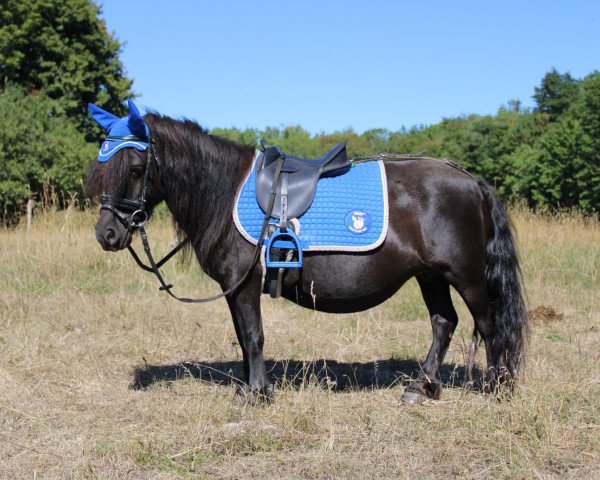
[86, 100, 164, 251]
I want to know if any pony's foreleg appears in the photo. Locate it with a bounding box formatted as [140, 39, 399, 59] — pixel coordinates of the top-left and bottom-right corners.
[403, 276, 458, 404]
[225, 279, 272, 402]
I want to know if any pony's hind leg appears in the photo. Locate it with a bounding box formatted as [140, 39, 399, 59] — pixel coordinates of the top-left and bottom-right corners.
[403, 275, 458, 404]
[453, 281, 499, 392]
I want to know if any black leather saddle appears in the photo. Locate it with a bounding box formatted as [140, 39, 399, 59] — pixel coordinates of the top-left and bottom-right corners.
[255, 142, 351, 219]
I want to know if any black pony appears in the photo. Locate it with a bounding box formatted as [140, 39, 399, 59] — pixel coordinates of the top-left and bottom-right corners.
[86, 109, 528, 403]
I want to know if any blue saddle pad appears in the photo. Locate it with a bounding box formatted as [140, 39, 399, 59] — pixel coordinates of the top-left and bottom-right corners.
[233, 153, 389, 252]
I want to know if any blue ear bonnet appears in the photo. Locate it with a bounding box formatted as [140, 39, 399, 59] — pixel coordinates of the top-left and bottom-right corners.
[89, 100, 150, 163]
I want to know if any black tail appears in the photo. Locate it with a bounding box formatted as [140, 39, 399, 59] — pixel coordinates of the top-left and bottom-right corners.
[478, 180, 529, 392]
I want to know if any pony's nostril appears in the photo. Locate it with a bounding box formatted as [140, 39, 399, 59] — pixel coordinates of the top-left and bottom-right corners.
[106, 228, 116, 240]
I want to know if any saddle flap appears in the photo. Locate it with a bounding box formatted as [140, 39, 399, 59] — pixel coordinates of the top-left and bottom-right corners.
[256, 169, 319, 219]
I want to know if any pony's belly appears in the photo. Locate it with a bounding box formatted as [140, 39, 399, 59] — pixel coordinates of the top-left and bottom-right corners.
[280, 285, 400, 313]
[279, 258, 413, 314]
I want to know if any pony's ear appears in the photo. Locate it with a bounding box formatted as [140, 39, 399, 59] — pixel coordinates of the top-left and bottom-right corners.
[127, 99, 147, 137]
[88, 103, 119, 132]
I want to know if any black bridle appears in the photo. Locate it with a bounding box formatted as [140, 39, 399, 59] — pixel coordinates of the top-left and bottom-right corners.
[99, 134, 157, 232]
[99, 134, 285, 303]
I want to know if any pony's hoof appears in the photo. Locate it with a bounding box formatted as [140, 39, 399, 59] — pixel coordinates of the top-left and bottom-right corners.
[403, 381, 442, 403]
[234, 384, 274, 405]
[402, 390, 428, 405]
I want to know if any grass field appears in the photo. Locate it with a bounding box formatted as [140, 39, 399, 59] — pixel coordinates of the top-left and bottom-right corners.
[0, 207, 598, 479]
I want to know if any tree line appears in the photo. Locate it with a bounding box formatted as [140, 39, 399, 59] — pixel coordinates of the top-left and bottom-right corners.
[1, 0, 598, 224]
[213, 69, 600, 213]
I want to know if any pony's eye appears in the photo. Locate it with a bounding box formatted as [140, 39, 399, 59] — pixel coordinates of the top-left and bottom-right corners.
[130, 167, 144, 179]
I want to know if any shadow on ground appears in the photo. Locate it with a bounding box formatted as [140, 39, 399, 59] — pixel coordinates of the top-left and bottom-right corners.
[131, 358, 483, 392]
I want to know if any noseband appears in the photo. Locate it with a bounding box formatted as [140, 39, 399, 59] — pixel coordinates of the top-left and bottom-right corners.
[100, 196, 148, 231]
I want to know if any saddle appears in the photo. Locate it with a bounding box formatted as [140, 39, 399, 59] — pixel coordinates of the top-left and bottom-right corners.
[255, 142, 351, 220]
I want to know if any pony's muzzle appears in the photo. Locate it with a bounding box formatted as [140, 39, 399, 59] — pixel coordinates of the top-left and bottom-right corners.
[95, 213, 131, 251]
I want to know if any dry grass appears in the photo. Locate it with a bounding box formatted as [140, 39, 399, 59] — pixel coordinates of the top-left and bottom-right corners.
[0, 207, 598, 479]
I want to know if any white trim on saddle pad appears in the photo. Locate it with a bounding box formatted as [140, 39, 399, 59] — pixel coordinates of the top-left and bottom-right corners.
[232, 150, 389, 252]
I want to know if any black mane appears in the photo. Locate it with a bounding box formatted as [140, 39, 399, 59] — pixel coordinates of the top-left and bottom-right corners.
[144, 114, 255, 273]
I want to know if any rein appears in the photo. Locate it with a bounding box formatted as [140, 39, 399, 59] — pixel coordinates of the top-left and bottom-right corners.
[101, 137, 284, 303]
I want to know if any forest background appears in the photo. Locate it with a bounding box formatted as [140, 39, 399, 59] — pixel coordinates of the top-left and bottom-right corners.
[1, 0, 599, 224]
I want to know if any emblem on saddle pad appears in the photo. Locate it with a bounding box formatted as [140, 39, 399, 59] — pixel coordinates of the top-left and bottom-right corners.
[345, 211, 370, 234]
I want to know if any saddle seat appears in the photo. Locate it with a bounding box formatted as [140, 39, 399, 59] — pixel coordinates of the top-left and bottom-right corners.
[255, 142, 351, 219]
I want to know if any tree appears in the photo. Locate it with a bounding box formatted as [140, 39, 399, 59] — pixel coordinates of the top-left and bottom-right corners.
[0, 0, 134, 137]
[533, 117, 598, 210]
[533, 69, 579, 121]
[0, 84, 97, 223]
[579, 72, 600, 148]
[0, 0, 135, 223]
[527, 71, 600, 211]
[210, 127, 259, 146]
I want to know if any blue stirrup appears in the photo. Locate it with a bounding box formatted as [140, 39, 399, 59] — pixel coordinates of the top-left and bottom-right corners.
[264, 228, 303, 268]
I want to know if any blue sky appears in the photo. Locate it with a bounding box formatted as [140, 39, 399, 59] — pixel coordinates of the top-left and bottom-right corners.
[98, 1, 600, 134]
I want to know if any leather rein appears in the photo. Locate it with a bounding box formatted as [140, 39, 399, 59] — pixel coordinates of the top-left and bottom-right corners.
[100, 135, 285, 303]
